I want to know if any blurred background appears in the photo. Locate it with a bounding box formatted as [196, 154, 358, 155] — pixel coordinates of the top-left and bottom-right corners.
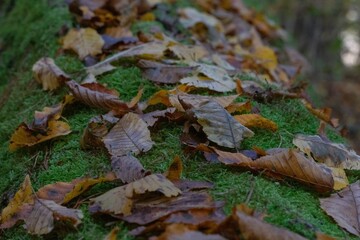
[245, 0, 360, 151]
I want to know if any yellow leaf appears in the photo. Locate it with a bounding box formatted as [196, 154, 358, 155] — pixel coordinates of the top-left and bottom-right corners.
[253, 46, 278, 71]
[234, 114, 278, 131]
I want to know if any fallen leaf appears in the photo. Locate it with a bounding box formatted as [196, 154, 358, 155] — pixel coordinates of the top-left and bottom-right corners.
[81, 82, 119, 96]
[140, 108, 177, 127]
[104, 226, 120, 240]
[178, 8, 223, 31]
[9, 121, 71, 151]
[234, 114, 278, 131]
[62, 28, 104, 59]
[252, 46, 278, 71]
[103, 112, 154, 156]
[320, 181, 360, 237]
[191, 101, 254, 149]
[111, 155, 150, 183]
[302, 100, 339, 127]
[32, 57, 69, 91]
[293, 134, 360, 170]
[168, 44, 208, 62]
[165, 156, 183, 181]
[89, 174, 181, 215]
[37, 174, 116, 204]
[127, 87, 143, 108]
[226, 101, 252, 114]
[137, 60, 195, 84]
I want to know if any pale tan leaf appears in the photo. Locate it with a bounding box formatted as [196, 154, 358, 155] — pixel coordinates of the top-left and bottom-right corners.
[168, 44, 208, 62]
[89, 174, 181, 215]
[103, 112, 154, 156]
[32, 57, 69, 91]
[62, 28, 104, 59]
[320, 181, 360, 237]
[192, 101, 254, 149]
[293, 134, 360, 170]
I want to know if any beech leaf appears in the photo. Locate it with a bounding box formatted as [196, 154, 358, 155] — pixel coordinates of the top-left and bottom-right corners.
[234, 114, 278, 131]
[111, 155, 150, 183]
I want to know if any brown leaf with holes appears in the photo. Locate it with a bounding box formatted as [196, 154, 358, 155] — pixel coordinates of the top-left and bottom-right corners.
[36, 173, 116, 204]
[103, 112, 154, 156]
[320, 181, 360, 237]
[214, 148, 335, 192]
[66, 80, 130, 113]
[32, 57, 70, 91]
[191, 101, 254, 149]
[89, 174, 181, 216]
[234, 114, 278, 131]
[62, 28, 104, 59]
[293, 134, 360, 170]
[137, 60, 195, 84]
[165, 156, 183, 181]
[9, 120, 71, 151]
[111, 155, 150, 183]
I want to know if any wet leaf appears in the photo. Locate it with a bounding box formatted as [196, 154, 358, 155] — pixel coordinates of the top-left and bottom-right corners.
[293, 134, 360, 170]
[9, 121, 71, 151]
[234, 114, 278, 131]
[37, 174, 116, 204]
[192, 101, 254, 149]
[320, 181, 360, 237]
[62, 28, 104, 59]
[111, 155, 150, 183]
[138, 60, 195, 84]
[89, 174, 181, 215]
[103, 112, 154, 156]
[32, 57, 69, 91]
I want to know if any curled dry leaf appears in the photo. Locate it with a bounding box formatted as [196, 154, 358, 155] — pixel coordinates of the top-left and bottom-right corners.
[181, 63, 236, 92]
[216, 205, 307, 240]
[66, 80, 130, 113]
[9, 121, 71, 151]
[214, 148, 337, 192]
[32, 57, 69, 91]
[103, 112, 154, 156]
[89, 174, 181, 216]
[25, 199, 83, 235]
[62, 28, 104, 59]
[234, 114, 278, 131]
[111, 155, 150, 183]
[192, 101, 254, 149]
[36, 173, 116, 204]
[137, 60, 195, 84]
[293, 134, 360, 170]
[320, 181, 360, 237]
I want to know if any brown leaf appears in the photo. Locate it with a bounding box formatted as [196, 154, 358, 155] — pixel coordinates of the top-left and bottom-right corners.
[252, 46, 278, 71]
[320, 181, 360, 237]
[168, 44, 208, 62]
[302, 100, 339, 127]
[165, 156, 183, 181]
[66, 80, 130, 113]
[24, 199, 83, 235]
[140, 108, 176, 127]
[62, 28, 104, 59]
[103, 112, 154, 156]
[104, 226, 120, 240]
[137, 60, 195, 84]
[81, 82, 119, 96]
[293, 134, 360, 170]
[192, 101, 254, 149]
[215, 148, 335, 192]
[226, 101, 252, 114]
[234, 114, 278, 131]
[89, 174, 181, 216]
[111, 155, 150, 183]
[9, 121, 71, 151]
[0, 175, 34, 229]
[216, 205, 306, 240]
[32, 57, 69, 91]
[36, 174, 116, 204]
[150, 224, 226, 240]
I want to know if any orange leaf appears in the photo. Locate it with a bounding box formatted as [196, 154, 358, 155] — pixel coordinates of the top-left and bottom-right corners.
[165, 156, 183, 181]
[234, 114, 278, 131]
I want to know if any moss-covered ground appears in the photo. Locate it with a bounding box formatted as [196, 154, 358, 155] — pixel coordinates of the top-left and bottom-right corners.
[0, 0, 358, 239]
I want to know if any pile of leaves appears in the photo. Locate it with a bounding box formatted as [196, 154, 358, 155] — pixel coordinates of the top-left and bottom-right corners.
[1, 0, 360, 239]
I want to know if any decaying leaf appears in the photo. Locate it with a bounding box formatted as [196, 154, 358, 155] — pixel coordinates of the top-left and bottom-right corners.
[66, 80, 130, 113]
[62, 28, 104, 59]
[214, 148, 336, 192]
[192, 101, 254, 149]
[111, 155, 150, 183]
[89, 174, 181, 215]
[9, 121, 71, 151]
[25, 199, 83, 235]
[36, 174, 116, 204]
[293, 134, 360, 170]
[103, 112, 154, 156]
[32, 57, 69, 91]
[216, 204, 307, 240]
[137, 60, 195, 84]
[320, 181, 360, 237]
[234, 114, 278, 131]
[165, 156, 183, 181]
